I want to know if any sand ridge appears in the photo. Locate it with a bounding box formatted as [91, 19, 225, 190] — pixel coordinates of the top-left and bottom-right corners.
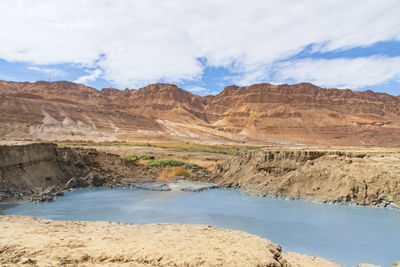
[0, 216, 282, 266]
[0, 215, 348, 267]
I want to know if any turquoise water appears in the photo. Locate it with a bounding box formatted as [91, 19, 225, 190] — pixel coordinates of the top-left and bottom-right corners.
[1, 188, 399, 266]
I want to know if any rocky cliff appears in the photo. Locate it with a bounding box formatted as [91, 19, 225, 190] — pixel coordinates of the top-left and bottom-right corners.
[1, 80, 400, 146]
[208, 149, 400, 208]
[0, 143, 161, 202]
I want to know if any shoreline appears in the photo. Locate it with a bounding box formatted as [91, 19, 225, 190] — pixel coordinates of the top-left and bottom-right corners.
[2, 180, 399, 211]
[1, 142, 400, 208]
[2, 187, 399, 266]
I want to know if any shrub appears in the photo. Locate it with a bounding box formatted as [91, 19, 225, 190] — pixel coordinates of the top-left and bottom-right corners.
[124, 155, 138, 161]
[137, 154, 155, 161]
[158, 166, 191, 182]
[124, 154, 155, 161]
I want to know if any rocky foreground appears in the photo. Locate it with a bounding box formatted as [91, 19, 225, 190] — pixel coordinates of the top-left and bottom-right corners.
[0, 215, 350, 267]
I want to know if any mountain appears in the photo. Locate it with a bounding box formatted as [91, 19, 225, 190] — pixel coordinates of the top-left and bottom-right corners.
[1, 80, 400, 146]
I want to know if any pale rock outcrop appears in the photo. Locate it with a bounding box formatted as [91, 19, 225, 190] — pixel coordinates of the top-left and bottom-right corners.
[207, 149, 400, 207]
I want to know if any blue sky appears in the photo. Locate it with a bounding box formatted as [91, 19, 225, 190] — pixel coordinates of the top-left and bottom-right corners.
[0, 1, 399, 96]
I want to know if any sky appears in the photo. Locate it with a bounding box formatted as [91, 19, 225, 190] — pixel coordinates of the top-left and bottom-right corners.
[0, 0, 399, 96]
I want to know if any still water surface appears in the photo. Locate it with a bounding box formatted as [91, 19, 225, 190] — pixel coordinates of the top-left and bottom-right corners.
[1, 188, 399, 266]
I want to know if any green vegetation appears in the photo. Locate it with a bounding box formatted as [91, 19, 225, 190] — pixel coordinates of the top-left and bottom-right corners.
[147, 159, 185, 167]
[186, 163, 199, 167]
[56, 141, 261, 155]
[123, 154, 155, 161]
[123, 154, 199, 168]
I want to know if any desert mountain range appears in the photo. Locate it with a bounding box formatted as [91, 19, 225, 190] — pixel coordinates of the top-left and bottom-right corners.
[1, 80, 400, 146]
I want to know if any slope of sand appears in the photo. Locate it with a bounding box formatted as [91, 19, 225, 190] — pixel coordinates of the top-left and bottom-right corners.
[283, 252, 342, 267]
[0, 216, 344, 267]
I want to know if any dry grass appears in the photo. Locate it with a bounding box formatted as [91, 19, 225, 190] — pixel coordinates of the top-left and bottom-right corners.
[186, 159, 217, 170]
[138, 159, 151, 165]
[158, 167, 191, 182]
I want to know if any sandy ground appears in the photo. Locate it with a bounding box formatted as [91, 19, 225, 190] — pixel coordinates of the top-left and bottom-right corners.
[78, 145, 230, 160]
[283, 253, 342, 267]
[0, 140, 35, 146]
[0, 216, 346, 267]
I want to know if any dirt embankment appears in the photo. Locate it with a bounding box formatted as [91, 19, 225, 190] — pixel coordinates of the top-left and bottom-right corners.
[0, 215, 347, 267]
[0, 143, 209, 202]
[207, 149, 400, 208]
[2, 142, 400, 208]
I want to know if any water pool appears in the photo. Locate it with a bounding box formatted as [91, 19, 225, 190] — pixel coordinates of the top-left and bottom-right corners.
[1, 188, 399, 266]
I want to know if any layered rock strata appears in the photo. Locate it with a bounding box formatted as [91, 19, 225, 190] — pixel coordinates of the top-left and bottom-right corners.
[207, 149, 400, 208]
[1, 80, 400, 146]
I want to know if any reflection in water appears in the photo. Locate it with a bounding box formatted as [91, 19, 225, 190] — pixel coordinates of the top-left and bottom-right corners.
[1, 188, 399, 267]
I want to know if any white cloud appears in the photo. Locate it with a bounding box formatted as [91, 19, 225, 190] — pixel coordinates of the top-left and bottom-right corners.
[187, 86, 208, 92]
[272, 56, 400, 89]
[209, 91, 220, 96]
[74, 69, 102, 84]
[186, 86, 213, 96]
[0, 0, 399, 88]
[27, 66, 66, 78]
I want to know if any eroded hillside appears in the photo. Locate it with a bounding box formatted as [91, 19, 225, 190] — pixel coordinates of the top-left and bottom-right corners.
[1, 80, 400, 146]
